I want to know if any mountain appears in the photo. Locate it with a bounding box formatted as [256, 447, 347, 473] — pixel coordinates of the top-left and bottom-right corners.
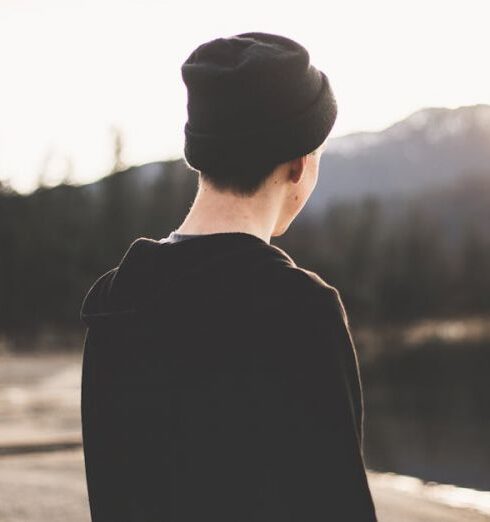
[75, 104, 490, 220]
[2, 105, 489, 335]
[305, 104, 490, 216]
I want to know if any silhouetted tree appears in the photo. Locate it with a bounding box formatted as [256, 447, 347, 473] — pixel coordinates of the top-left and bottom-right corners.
[110, 125, 126, 174]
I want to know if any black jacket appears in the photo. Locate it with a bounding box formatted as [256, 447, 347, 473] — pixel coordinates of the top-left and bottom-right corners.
[80, 232, 378, 521]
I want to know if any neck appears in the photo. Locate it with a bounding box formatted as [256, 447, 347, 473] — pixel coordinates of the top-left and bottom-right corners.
[175, 180, 283, 244]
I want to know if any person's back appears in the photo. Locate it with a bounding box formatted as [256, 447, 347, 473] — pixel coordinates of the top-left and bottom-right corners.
[80, 32, 378, 521]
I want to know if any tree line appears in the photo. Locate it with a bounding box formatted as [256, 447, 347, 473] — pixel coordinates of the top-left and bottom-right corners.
[1, 160, 489, 349]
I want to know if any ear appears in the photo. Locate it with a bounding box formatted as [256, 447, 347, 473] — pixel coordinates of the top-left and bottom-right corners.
[288, 155, 308, 184]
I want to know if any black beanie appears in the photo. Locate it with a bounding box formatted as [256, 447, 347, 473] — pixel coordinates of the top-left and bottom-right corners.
[181, 31, 337, 173]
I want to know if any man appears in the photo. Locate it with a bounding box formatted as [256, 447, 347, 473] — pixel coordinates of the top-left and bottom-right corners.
[80, 32, 378, 521]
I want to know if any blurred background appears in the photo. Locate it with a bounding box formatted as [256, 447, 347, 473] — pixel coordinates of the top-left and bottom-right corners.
[1, 0, 489, 520]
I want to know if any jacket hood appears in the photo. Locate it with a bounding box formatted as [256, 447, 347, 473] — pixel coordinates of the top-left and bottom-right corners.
[80, 232, 297, 328]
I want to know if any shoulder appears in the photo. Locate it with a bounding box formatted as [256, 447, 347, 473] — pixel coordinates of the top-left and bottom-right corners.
[264, 242, 338, 296]
[283, 264, 344, 306]
[262, 260, 350, 328]
[79, 267, 118, 323]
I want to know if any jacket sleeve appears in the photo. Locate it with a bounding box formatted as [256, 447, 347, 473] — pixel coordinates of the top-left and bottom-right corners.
[329, 286, 366, 457]
[273, 285, 378, 521]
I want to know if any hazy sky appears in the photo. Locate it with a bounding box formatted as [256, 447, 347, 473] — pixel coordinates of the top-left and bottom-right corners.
[0, 0, 488, 193]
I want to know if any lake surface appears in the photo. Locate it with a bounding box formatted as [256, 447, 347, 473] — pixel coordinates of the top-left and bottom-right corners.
[361, 332, 490, 491]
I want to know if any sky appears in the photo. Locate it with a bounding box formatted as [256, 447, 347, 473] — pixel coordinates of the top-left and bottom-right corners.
[0, 0, 489, 194]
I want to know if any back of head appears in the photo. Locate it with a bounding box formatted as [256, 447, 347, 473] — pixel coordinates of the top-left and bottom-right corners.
[181, 32, 338, 196]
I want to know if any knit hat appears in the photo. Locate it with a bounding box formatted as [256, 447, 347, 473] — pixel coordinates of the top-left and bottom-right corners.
[181, 31, 337, 173]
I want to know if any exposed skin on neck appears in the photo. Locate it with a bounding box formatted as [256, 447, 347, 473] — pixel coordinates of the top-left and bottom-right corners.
[176, 143, 326, 244]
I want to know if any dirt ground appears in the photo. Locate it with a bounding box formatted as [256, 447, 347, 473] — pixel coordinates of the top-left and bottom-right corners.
[1, 449, 489, 522]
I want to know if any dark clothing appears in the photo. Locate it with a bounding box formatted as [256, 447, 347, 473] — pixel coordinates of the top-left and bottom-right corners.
[80, 232, 378, 521]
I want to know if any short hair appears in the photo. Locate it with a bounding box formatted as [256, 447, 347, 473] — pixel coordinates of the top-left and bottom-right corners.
[195, 146, 321, 198]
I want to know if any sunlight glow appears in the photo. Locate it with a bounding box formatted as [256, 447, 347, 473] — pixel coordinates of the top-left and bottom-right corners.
[0, 0, 489, 193]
